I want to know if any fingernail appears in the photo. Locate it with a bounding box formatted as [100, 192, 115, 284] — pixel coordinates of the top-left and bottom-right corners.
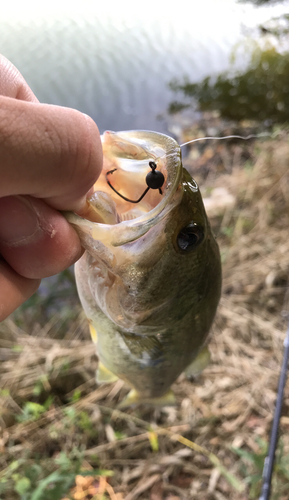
[0, 196, 40, 246]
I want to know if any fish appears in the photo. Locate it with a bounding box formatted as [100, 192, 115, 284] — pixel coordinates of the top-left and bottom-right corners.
[65, 130, 222, 406]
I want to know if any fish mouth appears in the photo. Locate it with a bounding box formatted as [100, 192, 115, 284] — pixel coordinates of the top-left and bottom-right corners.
[101, 132, 168, 222]
[66, 131, 183, 246]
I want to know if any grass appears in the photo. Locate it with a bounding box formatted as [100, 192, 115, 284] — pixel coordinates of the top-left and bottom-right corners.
[1, 126, 289, 499]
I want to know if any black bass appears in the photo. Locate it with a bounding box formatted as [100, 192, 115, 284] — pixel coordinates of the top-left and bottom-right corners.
[65, 130, 222, 406]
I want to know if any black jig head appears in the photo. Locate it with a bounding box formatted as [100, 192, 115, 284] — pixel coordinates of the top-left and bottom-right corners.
[106, 160, 165, 204]
[146, 161, 165, 193]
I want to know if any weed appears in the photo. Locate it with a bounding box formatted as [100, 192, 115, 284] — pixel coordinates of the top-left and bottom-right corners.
[232, 438, 289, 499]
[16, 397, 54, 423]
[0, 450, 112, 500]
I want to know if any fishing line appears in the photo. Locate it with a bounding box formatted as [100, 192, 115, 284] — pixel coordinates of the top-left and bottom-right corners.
[155, 132, 273, 164]
[179, 132, 271, 148]
[106, 131, 275, 204]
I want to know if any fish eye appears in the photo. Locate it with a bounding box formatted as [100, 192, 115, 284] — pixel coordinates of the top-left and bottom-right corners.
[177, 223, 204, 252]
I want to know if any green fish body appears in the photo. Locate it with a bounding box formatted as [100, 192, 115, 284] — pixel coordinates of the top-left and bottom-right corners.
[66, 130, 222, 406]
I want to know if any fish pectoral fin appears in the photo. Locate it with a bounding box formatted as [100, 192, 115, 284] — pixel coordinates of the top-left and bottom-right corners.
[121, 332, 163, 359]
[185, 346, 211, 380]
[118, 388, 176, 408]
[89, 323, 98, 343]
[96, 362, 119, 384]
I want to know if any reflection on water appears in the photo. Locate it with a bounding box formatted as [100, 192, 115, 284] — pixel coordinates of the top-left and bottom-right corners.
[169, 43, 289, 126]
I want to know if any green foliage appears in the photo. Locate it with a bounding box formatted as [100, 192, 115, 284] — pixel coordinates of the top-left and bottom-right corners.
[0, 388, 10, 397]
[147, 431, 159, 452]
[77, 411, 97, 436]
[63, 406, 77, 420]
[14, 477, 31, 496]
[16, 397, 54, 423]
[169, 47, 289, 125]
[114, 430, 127, 440]
[33, 376, 49, 397]
[60, 406, 98, 438]
[232, 438, 289, 499]
[12, 345, 23, 353]
[232, 440, 267, 498]
[69, 389, 82, 403]
[0, 450, 113, 500]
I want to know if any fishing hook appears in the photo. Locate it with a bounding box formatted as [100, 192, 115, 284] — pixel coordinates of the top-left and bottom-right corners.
[259, 317, 289, 500]
[106, 161, 165, 204]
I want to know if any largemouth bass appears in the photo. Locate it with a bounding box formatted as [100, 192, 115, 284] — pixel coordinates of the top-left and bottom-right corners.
[66, 130, 222, 406]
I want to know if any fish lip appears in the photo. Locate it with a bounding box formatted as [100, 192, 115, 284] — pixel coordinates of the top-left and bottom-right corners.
[96, 131, 184, 246]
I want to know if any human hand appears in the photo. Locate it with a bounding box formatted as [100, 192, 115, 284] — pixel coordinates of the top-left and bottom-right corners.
[0, 55, 103, 320]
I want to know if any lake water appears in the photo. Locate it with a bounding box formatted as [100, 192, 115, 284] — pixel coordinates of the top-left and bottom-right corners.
[0, 0, 287, 133]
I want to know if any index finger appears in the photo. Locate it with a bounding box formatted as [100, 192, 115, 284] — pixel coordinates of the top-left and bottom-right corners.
[0, 55, 103, 213]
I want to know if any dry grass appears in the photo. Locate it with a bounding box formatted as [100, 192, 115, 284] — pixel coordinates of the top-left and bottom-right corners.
[1, 130, 289, 499]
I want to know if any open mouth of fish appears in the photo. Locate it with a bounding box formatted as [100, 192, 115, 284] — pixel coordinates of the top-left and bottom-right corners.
[66, 130, 184, 246]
